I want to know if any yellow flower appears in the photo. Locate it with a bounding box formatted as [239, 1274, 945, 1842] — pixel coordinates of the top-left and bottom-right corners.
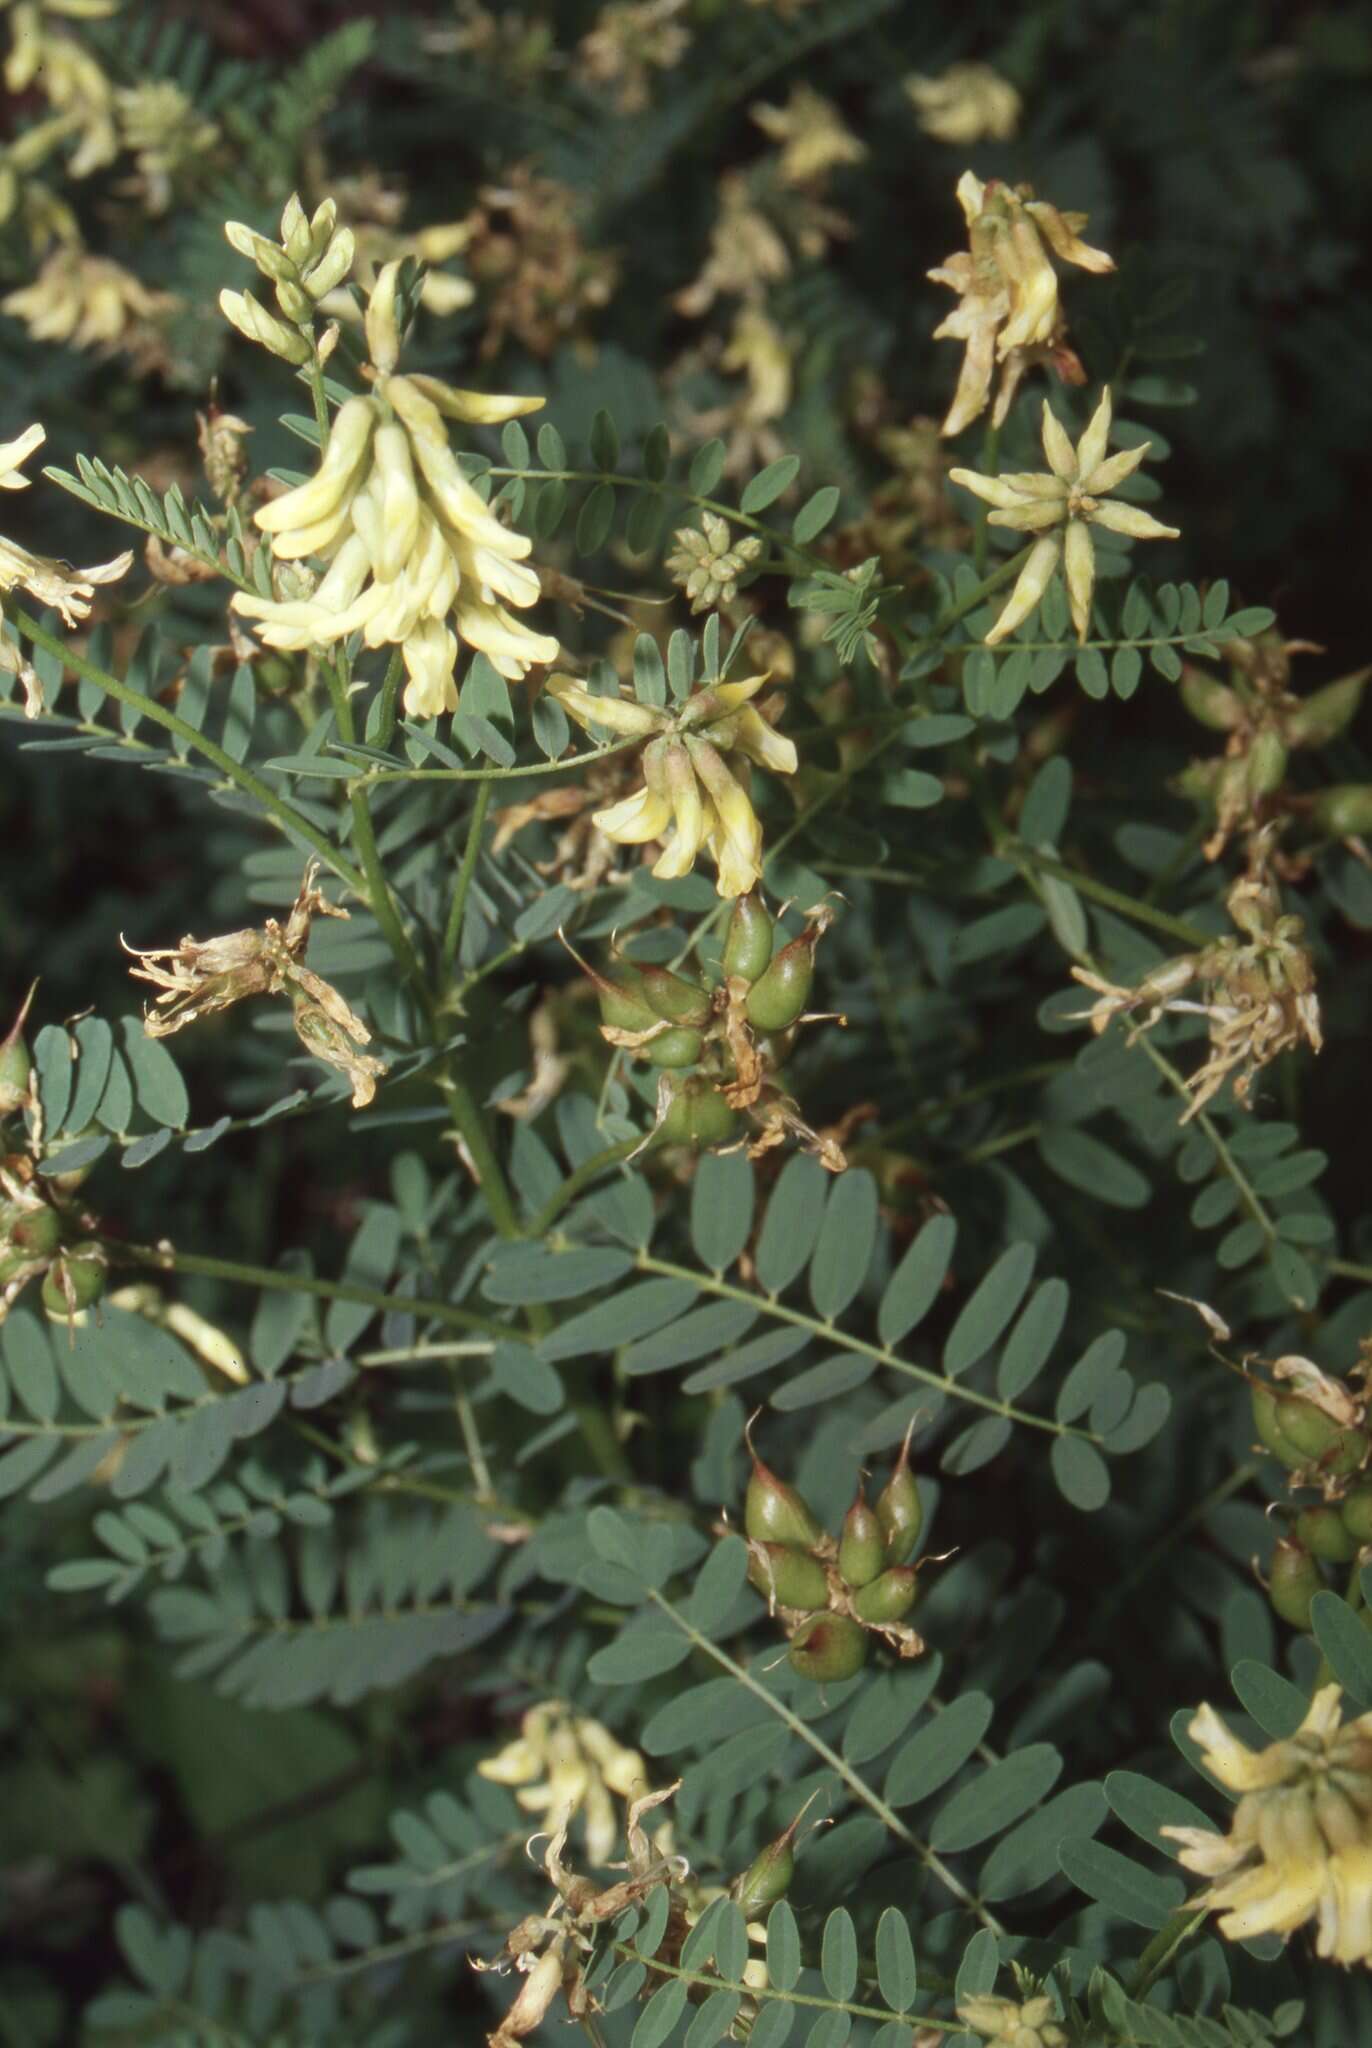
[3, 246, 172, 353]
[1165, 1683, 1372, 1966]
[477, 1704, 648, 1867]
[750, 84, 866, 187]
[229, 259, 557, 719]
[548, 669, 797, 899]
[929, 172, 1113, 437]
[958, 1992, 1067, 2047]
[0, 421, 132, 636]
[3, 1, 118, 178]
[906, 64, 1022, 145]
[950, 387, 1178, 644]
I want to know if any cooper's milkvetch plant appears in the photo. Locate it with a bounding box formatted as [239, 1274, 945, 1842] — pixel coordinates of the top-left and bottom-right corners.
[3, 8, 1372, 2045]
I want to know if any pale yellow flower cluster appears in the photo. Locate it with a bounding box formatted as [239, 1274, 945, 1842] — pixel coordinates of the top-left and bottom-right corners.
[0, 421, 131, 643]
[906, 63, 1021, 145]
[951, 387, 1178, 645]
[751, 84, 866, 187]
[548, 669, 797, 898]
[1166, 1684, 1372, 1966]
[230, 261, 558, 719]
[3, 246, 171, 353]
[2, 0, 119, 180]
[476, 1703, 647, 1866]
[957, 1992, 1066, 2048]
[930, 172, 1114, 438]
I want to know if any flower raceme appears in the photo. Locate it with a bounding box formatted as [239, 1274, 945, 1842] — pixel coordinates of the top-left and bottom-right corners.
[229, 259, 558, 720]
[547, 669, 797, 899]
[476, 1703, 647, 1868]
[951, 387, 1178, 646]
[1165, 1685, 1372, 1968]
[0, 422, 131, 674]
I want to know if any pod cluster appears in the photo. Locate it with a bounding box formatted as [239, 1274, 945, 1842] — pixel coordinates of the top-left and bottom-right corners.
[1251, 1377, 1372, 1631]
[580, 889, 845, 1166]
[741, 1423, 926, 1681]
[0, 996, 107, 1329]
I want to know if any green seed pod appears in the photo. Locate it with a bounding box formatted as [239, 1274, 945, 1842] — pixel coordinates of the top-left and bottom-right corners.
[659, 1076, 739, 1148]
[592, 960, 660, 1035]
[788, 1611, 868, 1683]
[1172, 757, 1222, 809]
[746, 930, 819, 1034]
[40, 1242, 105, 1319]
[1295, 1504, 1359, 1564]
[0, 982, 36, 1115]
[0, 1249, 34, 1287]
[875, 1423, 923, 1564]
[1341, 1487, 1372, 1544]
[723, 892, 776, 984]
[1311, 785, 1372, 839]
[1179, 665, 1246, 732]
[1251, 1383, 1304, 1469]
[1268, 1539, 1322, 1631]
[1275, 1396, 1368, 1476]
[744, 1424, 824, 1551]
[732, 1832, 796, 1914]
[853, 1566, 920, 1624]
[633, 962, 713, 1030]
[747, 1541, 830, 1611]
[1283, 667, 1371, 749]
[644, 1025, 705, 1069]
[8, 1204, 61, 1259]
[837, 1485, 886, 1589]
[1245, 728, 1288, 801]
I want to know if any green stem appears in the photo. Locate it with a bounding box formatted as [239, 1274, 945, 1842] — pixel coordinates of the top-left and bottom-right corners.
[6, 603, 366, 895]
[1011, 844, 1212, 951]
[1130, 1908, 1209, 2000]
[441, 780, 495, 983]
[372, 644, 404, 749]
[437, 1071, 521, 1240]
[527, 1138, 652, 1237]
[608, 1943, 961, 2032]
[116, 1240, 508, 1338]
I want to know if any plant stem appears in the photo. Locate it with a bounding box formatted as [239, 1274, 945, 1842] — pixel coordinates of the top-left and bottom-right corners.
[527, 1137, 651, 1237]
[116, 1240, 508, 1338]
[7, 603, 366, 895]
[1011, 844, 1212, 951]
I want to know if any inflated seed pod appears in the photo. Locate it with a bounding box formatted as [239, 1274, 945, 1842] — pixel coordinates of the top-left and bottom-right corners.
[732, 1833, 795, 1914]
[659, 1076, 739, 1147]
[40, 1243, 105, 1319]
[788, 1611, 868, 1683]
[633, 961, 714, 1030]
[1312, 786, 1372, 838]
[1283, 668, 1370, 749]
[744, 1425, 824, 1551]
[1245, 729, 1288, 801]
[1342, 1488, 1372, 1545]
[745, 929, 819, 1034]
[837, 1485, 886, 1589]
[853, 1566, 920, 1624]
[644, 1024, 705, 1069]
[1179, 666, 1245, 732]
[1275, 1395, 1352, 1463]
[1268, 1539, 1322, 1630]
[6, 1204, 61, 1259]
[875, 1423, 923, 1564]
[747, 1541, 830, 1611]
[0, 1249, 33, 1286]
[723, 891, 776, 985]
[0, 986, 35, 1114]
[1251, 1383, 1304, 1469]
[591, 960, 660, 1035]
[1295, 1503, 1359, 1565]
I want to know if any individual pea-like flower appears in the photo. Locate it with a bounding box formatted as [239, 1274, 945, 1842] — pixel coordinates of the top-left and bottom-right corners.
[547, 669, 797, 899]
[228, 256, 558, 719]
[957, 1992, 1067, 2048]
[665, 510, 764, 614]
[477, 1703, 647, 1867]
[1164, 1684, 1372, 1967]
[0, 421, 132, 639]
[905, 63, 1022, 145]
[951, 387, 1178, 645]
[929, 171, 1113, 438]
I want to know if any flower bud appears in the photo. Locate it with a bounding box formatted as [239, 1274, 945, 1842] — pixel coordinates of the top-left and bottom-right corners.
[272, 275, 314, 325]
[659, 1075, 739, 1147]
[1245, 728, 1288, 802]
[745, 929, 818, 1034]
[1295, 1504, 1359, 1565]
[1268, 1538, 1322, 1631]
[219, 288, 311, 365]
[644, 1025, 705, 1069]
[875, 1422, 924, 1564]
[1180, 666, 1245, 732]
[1284, 668, 1370, 749]
[1342, 1488, 1372, 1545]
[722, 892, 776, 985]
[41, 1242, 106, 1320]
[837, 1483, 886, 1589]
[303, 226, 355, 301]
[853, 1565, 920, 1623]
[1312, 785, 1372, 838]
[1251, 1382, 1304, 1470]
[633, 962, 713, 1030]
[789, 1611, 868, 1682]
[744, 1423, 824, 1551]
[365, 258, 404, 378]
[280, 192, 313, 267]
[732, 1805, 813, 1914]
[747, 1541, 830, 1611]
